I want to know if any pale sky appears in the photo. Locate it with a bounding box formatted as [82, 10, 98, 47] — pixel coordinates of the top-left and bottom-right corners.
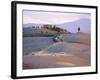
[23, 10, 90, 24]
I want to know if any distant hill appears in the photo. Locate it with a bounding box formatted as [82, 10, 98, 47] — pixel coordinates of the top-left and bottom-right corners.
[23, 18, 90, 37]
[57, 18, 90, 33]
[23, 25, 68, 37]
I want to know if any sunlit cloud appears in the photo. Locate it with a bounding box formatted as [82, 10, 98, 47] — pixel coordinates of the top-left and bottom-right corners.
[23, 10, 90, 24]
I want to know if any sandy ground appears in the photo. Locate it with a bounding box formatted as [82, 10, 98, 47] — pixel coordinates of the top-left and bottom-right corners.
[23, 33, 91, 69]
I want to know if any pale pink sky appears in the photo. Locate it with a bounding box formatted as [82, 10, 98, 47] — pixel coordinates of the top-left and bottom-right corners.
[23, 10, 90, 24]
